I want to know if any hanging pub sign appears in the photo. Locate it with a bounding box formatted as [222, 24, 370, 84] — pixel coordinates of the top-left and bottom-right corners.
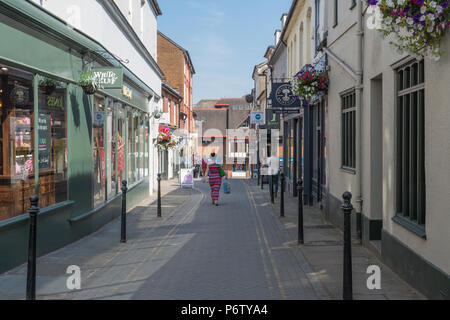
[270, 82, 300, 114]
[265, 108, 281, 129]
[92, 67, 123, 89]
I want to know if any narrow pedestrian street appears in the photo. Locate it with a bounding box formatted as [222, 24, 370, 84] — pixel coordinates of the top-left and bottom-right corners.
[0, 177, 424, 300]
[0, 179, 327, 300]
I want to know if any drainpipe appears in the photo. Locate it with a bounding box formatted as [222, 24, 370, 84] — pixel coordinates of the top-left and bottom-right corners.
[355, 0, 364, 240]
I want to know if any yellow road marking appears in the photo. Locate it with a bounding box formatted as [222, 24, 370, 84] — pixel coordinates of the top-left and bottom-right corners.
[244, 181, 287, 300]
[112, 187, 205, 293]
[254, 223, 275, 297]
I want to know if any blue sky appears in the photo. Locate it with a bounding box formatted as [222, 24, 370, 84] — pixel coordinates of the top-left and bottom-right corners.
[158, 0, 292, 104]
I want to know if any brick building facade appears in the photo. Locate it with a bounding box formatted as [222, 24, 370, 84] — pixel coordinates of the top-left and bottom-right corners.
[157, 31, 195, 134]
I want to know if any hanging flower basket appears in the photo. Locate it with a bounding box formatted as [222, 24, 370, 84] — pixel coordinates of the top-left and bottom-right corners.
[79, 69, 101, 95]
[364, 0, 450, 61]
[81, 83, 97, 95]
[155, 126, 177, 150]
[39, 77, 57, 95]
[291, 64, 329, 101]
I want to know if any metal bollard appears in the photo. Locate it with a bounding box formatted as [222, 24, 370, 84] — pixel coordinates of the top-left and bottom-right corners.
[121, 180, 127, 243]
[257, 164, 260, 186]
[280, 172, 285, 217]
[261, 173, 264, 190]
[342, 191, 353, 300]
[297, 179, 304, 244]
[270, 174, 274, 204]
[157, 173, 162, 218]
[26, 194, 39, 300]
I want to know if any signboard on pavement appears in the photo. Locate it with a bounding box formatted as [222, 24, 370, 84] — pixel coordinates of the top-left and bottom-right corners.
[180, 168, 194, 188]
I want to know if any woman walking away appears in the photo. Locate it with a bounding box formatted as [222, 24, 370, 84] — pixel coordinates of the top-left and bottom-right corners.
[202, 153, 223, 206]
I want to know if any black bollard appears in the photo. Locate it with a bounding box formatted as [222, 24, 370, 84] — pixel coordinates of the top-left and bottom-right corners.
[261, 173, 264, 190]
[121, 180, 127, 243]
[280, 172, 285, 217]
[26, 194, 39, 300]
[342, 191, 353, 300]
[157, 173, 162, 218]
[257, 164, 260, 186]
[270, 174, 274, 204]
[297, 179, 304, 244]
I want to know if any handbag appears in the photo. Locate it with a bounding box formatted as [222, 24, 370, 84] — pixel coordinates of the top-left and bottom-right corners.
[219, 166, 225, 177]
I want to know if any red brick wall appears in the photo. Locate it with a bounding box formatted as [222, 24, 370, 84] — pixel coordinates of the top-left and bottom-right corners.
[158, 33, 195, 133]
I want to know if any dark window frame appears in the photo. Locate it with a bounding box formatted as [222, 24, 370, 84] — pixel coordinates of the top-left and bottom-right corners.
[341, 89, 356, 171]
[394, 59, 426, 237]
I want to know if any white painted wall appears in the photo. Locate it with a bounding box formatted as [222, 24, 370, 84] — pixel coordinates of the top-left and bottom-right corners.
[31, 0, 161, 97]
[326, 1, 450, 274]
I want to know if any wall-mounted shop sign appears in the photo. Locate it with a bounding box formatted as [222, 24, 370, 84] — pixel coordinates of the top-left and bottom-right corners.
[122, 85, 132, 99]
[270, 82, 300, 114]
[265, 108, 281, 129]
[250, 111, 265, 124]
[38, 113, 51, 170]
[92, 67, 123, 89]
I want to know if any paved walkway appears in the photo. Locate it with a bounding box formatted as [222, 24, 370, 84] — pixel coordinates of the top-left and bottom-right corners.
[0, 178, 425, 300]
[254, 178, 426, 300]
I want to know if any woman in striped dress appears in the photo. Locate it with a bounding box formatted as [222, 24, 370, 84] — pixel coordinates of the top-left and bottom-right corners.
[203, 153, 223, 206]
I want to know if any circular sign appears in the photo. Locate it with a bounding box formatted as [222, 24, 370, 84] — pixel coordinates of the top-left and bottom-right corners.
[275, 84, 296, 106]
[255, 113, 261, 120]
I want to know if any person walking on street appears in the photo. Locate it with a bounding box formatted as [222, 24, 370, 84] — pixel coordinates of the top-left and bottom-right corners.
[202, 153, 223, 206]
[267, 154, 280, 197]
[201, 158, 208, 177]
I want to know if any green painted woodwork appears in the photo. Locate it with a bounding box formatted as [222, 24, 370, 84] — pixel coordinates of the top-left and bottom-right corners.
[0, 2, 154, 273]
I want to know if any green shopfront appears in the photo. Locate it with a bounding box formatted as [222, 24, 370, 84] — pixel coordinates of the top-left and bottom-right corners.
[0, 0, 156, 273]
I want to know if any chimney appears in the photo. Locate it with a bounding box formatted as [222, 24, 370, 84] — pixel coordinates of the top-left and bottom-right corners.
[274, 29, 281, 45]
[281, 13, 288, 29]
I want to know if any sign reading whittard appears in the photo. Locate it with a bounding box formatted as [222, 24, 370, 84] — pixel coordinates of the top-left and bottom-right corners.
[92, 67, 123, 89]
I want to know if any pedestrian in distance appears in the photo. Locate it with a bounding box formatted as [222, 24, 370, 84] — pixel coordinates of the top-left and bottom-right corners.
[201, 157, 207, 177]
[202, 152, 225, 206]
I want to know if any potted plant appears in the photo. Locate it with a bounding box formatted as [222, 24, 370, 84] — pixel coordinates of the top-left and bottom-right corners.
[39, 77, 57, 95]
[79, 69, 100, 95]
[364, 0, 450, 60]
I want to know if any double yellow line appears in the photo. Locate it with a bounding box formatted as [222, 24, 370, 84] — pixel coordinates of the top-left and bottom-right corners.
[112, 187, 205, 294]
[244, 181, 287, 300]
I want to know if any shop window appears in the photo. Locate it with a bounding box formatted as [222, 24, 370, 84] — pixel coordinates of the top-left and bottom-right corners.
[0, 66, 35, 221]
[341, 90, 356, 169]
[106, 99, 116, 199]
[127, 110, 134, 185]
[117, 104, 126, 188]
[395, 59, 426, 230]
[37, 76, 68, 208]
[134, 114, 139, 182]
[93, 96, 105, 207]
[144, 117, 149, 177]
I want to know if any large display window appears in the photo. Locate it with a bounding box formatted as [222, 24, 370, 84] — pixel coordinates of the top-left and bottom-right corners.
[0, 67, 68, 222]
[106, 98, 116, 199]
[117, 104, 126, 187]
[93, 96, 105, 207]
[127, 110, 134, 185]
[0, 67, 35, 221]
[37, 75, 68, 208]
